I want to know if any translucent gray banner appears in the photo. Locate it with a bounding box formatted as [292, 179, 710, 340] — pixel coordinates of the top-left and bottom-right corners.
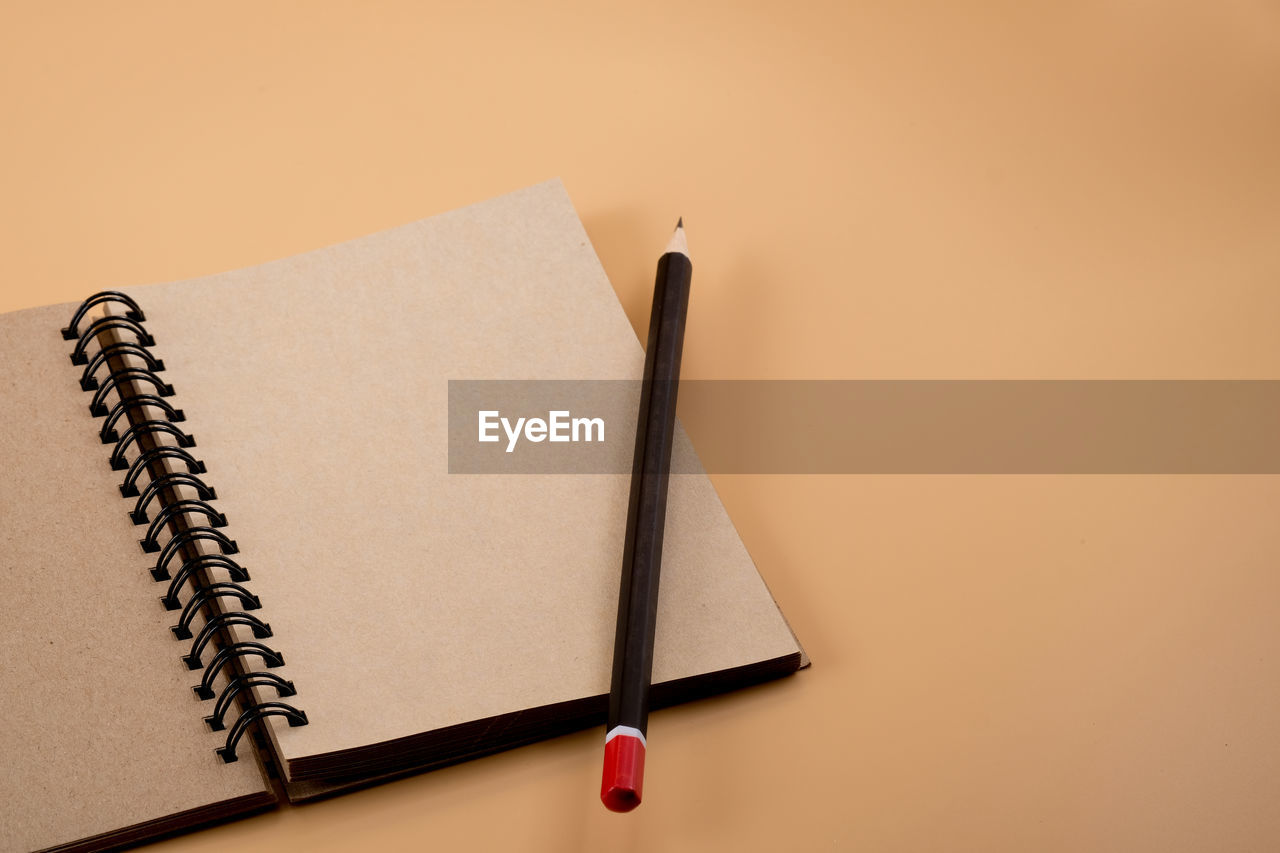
[447, 380, 1280, 473]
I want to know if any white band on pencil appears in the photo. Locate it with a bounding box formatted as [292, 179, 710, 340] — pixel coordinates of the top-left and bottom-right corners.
[605, 725, 646, 746]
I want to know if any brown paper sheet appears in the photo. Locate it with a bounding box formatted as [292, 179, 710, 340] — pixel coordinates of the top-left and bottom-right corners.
[0, 304, 272, 853]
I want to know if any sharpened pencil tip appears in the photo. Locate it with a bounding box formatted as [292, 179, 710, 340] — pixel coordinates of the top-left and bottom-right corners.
[665, 220, 688, 257]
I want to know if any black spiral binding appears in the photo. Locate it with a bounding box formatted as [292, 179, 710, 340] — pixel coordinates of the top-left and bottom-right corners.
[100, 395, 185, 444]
[140, 500, 228, 552]
[81, 342, 165, 391]
[153, 528, 238, 581]
[161, 555, 248, 610]
[61, 290, 146, 339]
[89, 369, 175, 417]
[173, 583, 261, 640]
[110, 420, 196, 470]
[64, 291, 307, 763]
[132, 473, 216, 524]
[120, 446, 205, 497]
[206, 673, 297, 731]
[70, 315, 154, 365]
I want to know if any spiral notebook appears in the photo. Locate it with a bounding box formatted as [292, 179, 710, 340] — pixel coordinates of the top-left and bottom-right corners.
[0, 180, 805, 853]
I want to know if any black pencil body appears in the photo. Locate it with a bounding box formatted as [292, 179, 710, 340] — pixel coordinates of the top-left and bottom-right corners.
[608, 249, 693, 737]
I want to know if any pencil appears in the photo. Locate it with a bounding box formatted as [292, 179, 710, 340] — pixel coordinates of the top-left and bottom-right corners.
[601, 219, 692, 812]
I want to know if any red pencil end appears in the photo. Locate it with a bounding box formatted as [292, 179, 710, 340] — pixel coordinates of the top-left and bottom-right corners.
[600, 730, 646, 812]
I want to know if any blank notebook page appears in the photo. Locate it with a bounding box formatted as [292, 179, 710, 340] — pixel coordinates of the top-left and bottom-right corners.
[0, 304, 271, 852]
[129, 180, 802, 772]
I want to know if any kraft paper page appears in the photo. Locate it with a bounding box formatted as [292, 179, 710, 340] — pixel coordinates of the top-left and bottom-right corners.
[128, 180, 802, 768]
[0, 303, 271, 853]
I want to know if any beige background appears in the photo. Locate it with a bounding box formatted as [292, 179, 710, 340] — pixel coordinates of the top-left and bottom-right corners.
[2, 2, 1278, 851]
